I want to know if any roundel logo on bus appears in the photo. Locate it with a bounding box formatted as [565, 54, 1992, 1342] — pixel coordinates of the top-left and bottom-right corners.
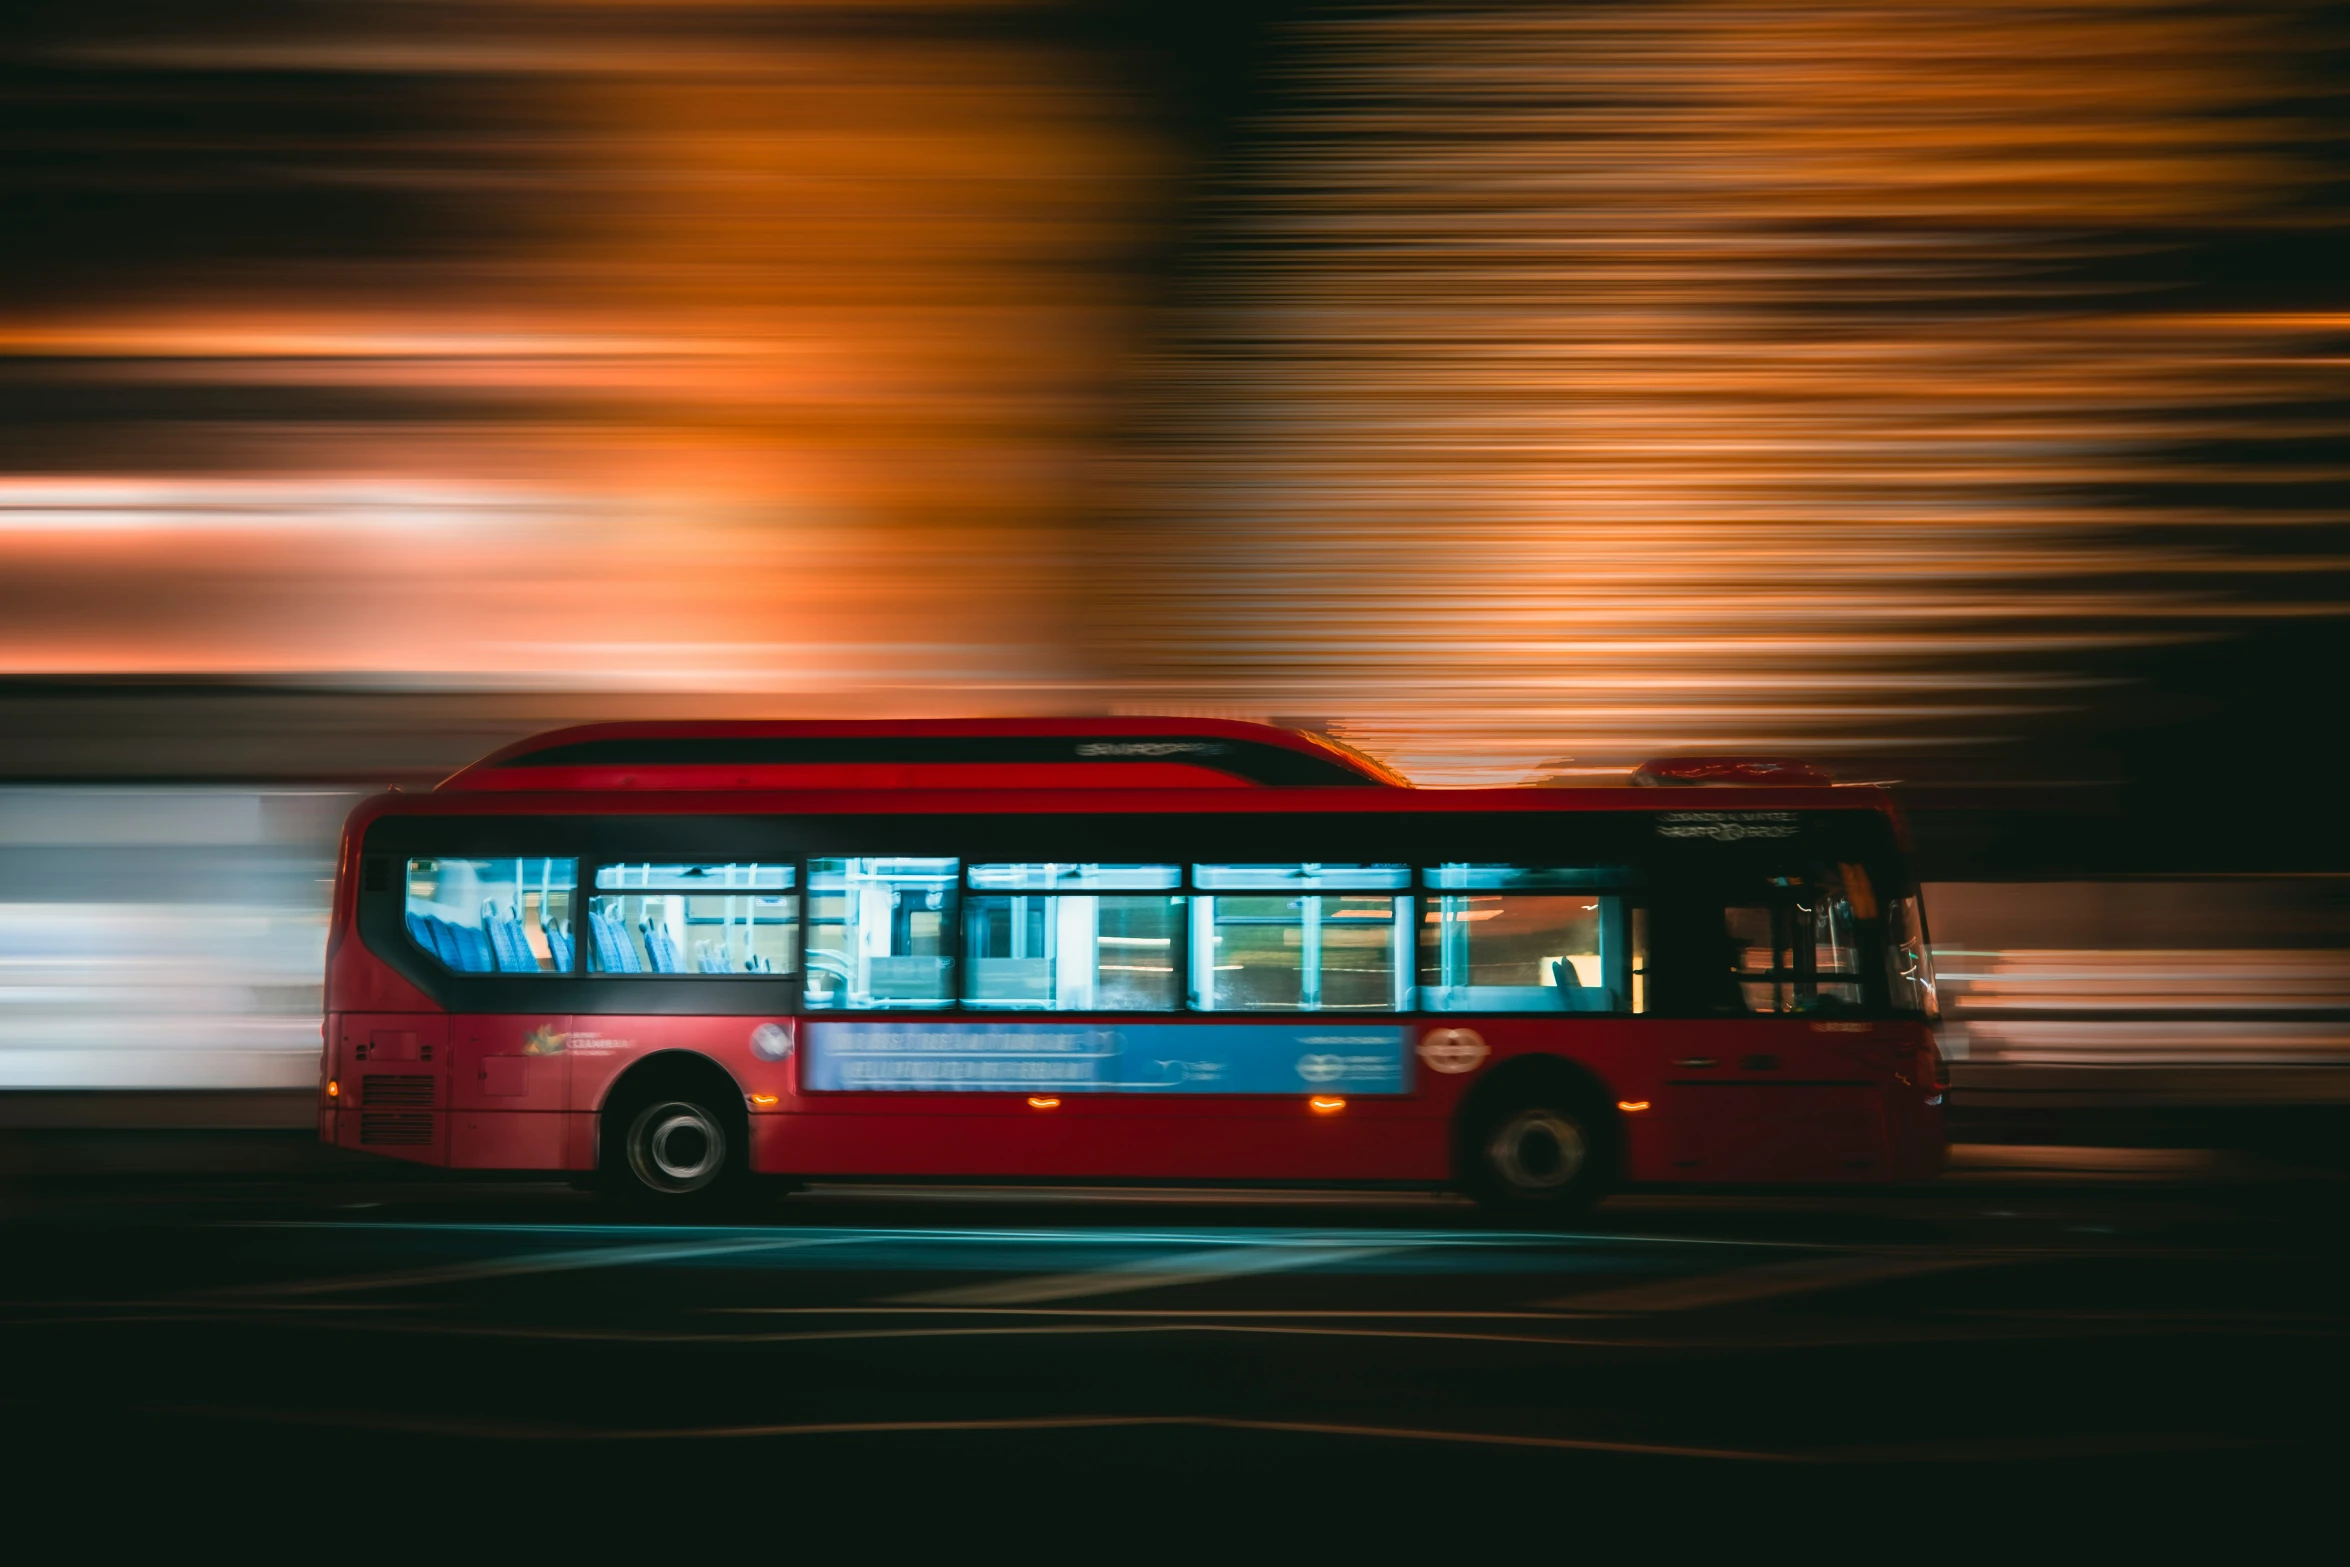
[750, 1023, 795, 1061]
[1417, 1028, 1489, 1074]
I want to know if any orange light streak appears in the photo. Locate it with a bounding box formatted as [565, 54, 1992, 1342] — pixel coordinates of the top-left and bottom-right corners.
[1112, 0, 2350, 781]
[0, 3, 1162, 705]
[2, 2, 2343, 784]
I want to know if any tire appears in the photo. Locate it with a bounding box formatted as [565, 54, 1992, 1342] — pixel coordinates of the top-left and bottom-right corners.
[607, 1093, 740, 1200]
[1462, 1095, 1611, 1219]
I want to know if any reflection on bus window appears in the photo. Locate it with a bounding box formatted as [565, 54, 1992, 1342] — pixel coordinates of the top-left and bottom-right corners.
[1419, 865, 1636, 1013]
[588, 863, 798, 976]
[405, 857, 576, 975]
[805, 858, 957, 1009]
[1885, 892, 1940, 1019]
[1189, 865, 1408, 1012]
[965, 864, 1183, 1010]
[968, 863, 1180, 891]
[1724, 866, 1867, 1014]
[1193, 864, 1409, 891]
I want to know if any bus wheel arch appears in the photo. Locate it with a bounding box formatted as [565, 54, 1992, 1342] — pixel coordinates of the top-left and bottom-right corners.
[597, 1050, 750, 1199]
[1452, 1054, 1620, 1216]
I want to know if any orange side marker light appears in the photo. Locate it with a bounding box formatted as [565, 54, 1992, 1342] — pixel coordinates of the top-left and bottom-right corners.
[1028, 1096, 1061, 1110]
[1617, 1100, 1651, 1113]
[748, 1093, 780, 1107]
[325, 1079, 338, 1099]
[1309, 1096, 1347, 1114]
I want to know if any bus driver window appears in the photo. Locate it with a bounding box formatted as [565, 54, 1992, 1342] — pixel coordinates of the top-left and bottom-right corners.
[1721, 863, 1871, 1015]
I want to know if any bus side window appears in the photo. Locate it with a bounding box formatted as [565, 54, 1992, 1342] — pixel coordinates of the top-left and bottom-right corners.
[404, 857, 577, 975]
[1189, 864, 1411, 1012]
[804, 858, 957, 1009]
[1417, 865, 1639, 1013]
[588, 862, 799, 976]
[963, 863, 1183, 1012]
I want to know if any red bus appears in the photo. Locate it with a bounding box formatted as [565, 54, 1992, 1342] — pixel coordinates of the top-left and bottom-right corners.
[319, 718, 1945, 1213]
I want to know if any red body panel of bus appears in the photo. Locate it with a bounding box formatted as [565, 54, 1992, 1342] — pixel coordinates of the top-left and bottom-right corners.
[321, 775, 1946, 1187]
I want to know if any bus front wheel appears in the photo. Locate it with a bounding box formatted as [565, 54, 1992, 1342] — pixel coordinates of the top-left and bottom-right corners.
[609, 1095, 738, 1200]
[1464, 1097, 1610, 1217]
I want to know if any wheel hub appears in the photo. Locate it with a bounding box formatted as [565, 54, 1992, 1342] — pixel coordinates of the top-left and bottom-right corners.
[629, 1101, 725, 1193]
[1488, 1109, 1587, 1191]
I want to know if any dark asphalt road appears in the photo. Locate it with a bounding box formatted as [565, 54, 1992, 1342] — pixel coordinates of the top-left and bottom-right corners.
[5, 1158, 2346, 1540]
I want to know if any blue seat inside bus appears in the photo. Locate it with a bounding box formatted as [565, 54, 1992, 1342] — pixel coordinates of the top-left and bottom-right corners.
[484, 903, 531, 971]
[407, 911, 497, 973]
[641, 919, 684, 974]
[408, 908, 570, 974]
[695, 944, 772, 975]
[590, 908, 643, 973]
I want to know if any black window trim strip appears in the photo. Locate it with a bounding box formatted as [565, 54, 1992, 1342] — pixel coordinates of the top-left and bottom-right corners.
[493, 734, 1385, 787]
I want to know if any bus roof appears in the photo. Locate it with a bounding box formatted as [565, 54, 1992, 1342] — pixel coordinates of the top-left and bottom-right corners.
[363, 781, 1895, 825]
[437, 717, 1410, 793]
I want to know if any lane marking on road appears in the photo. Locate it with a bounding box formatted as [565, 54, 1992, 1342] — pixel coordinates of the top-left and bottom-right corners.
[713, 1306, 1575, 1319]
[17, 1311, 2340, 1350]
[884, 1242, 1411, 1305]
[206, 1234, 869, 1299]
[151, 1405, 1810, 1462]
[134, 1404, 2274, 1464]
[797, 1183, 1482, 1209]
[222, 1218, 1842, 1251]
[1542, 1252, 2000, 1313]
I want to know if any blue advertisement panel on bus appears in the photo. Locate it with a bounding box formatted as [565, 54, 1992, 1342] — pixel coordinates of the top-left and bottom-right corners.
[804, 1022, 1412, 1094]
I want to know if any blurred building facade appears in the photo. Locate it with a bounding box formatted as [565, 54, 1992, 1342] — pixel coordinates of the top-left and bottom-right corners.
[2, 2, 2347, 1094]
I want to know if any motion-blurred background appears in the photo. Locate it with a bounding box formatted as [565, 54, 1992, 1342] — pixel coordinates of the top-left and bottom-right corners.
[4, 1, 2347, 1112]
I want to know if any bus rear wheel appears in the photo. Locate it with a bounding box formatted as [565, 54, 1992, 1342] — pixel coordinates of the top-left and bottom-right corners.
[609, 1094, 739, 1200]
[1464, 1097, 1609, 1218]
